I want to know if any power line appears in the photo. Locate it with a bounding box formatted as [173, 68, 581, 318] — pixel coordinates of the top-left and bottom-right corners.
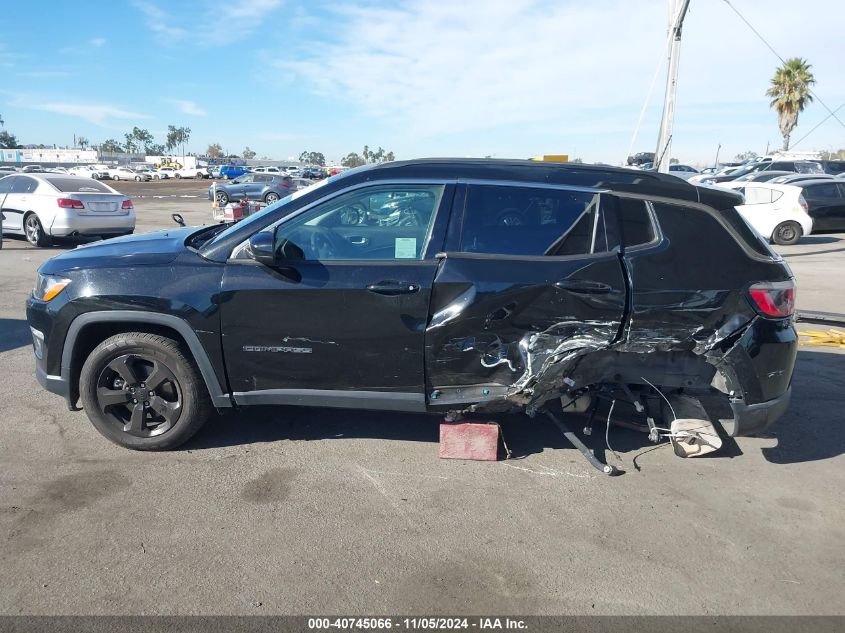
[791, 101, 845, 149]
[721, 0, 845, 133]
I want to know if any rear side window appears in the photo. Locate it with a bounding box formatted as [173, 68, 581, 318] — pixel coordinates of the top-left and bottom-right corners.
[804, 182, 843, 199]
[11, 176, 38, 194]
[460, 185, 599, 256]
[743, 187, 780, 205]
[45, 177, 112, 193]
[618, 198, 655, 247]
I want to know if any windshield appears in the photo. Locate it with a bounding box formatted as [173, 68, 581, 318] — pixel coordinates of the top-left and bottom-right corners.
[204, 175, 335, 247]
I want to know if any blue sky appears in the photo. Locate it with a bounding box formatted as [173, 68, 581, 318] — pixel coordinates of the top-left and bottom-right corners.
[1, 0, 844, 165]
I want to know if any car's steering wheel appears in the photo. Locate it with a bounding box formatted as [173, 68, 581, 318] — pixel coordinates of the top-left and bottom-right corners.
[309, 227, 349, 259]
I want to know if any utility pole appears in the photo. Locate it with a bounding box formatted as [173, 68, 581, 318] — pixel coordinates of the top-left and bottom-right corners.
[714, 143, 721, 168]
[655, 0, 691, 173]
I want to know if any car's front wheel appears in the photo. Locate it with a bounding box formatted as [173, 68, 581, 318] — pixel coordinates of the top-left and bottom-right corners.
[112, 175, 120, 181]
[79, 332, 211, 450]
[215, 190, 229, 205]
[134, 176, 141, 181]
[772, 221, 802, 246]
[24, 213, 51, 247]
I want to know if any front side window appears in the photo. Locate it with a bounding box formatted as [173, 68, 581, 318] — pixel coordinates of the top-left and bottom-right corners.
[268, 184, 443, 261]
[0, 176, 14, 194]
[459, 185, 600, 256]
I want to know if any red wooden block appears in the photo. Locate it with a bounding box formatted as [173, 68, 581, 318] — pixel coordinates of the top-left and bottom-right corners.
[439, 421, 500, 461]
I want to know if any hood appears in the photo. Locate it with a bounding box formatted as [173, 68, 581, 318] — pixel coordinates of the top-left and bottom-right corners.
[39, 227, 198, 274]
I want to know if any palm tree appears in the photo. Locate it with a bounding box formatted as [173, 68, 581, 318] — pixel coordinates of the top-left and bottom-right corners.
[766, 58, 815, 151]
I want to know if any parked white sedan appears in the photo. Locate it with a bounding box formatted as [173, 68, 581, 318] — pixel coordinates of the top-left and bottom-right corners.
[156, 167, 178, 179]
[172, 166, 208, 179]
[106, 166, 151, 181]
[721, 181, 813, 245]
[0, 174, 135, 246]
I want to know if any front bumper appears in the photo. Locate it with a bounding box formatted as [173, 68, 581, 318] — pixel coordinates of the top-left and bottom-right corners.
[49, 211, 135, 237]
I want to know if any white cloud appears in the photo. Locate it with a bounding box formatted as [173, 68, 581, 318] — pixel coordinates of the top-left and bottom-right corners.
[13, 98, 151, 126]
[133, 0, 284, 44]
[88, 37, 106, 48]
[168, 99, 207, 116]
[280, 0, 845, 162]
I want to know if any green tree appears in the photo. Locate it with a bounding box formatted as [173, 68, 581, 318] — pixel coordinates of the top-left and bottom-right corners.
[130, 127, 154, 153]
[0, 130, 20, 149]
[206, 143, 223, 158]
[76, 136, 89, 150]
[146, 143, 165, 156]
[242, 146, 256, 160]
[100, 139, 124, 153]
[123, 133, 137, 153]
[298, 150, 326, 166]
[341, 152, 366, 168]
[735, 150, 760, 162]
[359, 145, 395, 164]
[766, 58, 815, 151]
[166, 125, 192, 155]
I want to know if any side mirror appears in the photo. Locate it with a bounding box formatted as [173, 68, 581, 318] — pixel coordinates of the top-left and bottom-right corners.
[247, 231, 276, 266]
[248, 229, 305, 266]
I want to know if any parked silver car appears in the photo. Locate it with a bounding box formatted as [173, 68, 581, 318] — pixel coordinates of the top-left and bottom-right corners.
[0, 174, 135, 246]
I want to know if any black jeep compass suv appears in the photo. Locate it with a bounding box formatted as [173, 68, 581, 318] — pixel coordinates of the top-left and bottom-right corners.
[26, 159, 797, 450]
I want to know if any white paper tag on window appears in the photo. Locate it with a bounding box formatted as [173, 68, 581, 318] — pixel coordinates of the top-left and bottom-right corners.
[395, 237, 417, 258]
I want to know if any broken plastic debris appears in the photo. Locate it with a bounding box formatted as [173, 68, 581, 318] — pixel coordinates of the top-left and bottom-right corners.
[668, 418, 723, 458]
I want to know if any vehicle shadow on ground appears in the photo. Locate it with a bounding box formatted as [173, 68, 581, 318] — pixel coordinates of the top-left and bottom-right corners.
[0, 235, 99, 251]
[185, 398, 743, 468]
[184, 352, 840, 465]
[0, 318, 31, 353]
[761, 348, 845, 465]
[796, 235, 841, 245]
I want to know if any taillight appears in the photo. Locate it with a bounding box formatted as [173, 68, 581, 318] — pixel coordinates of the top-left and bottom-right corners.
[799, 195, 808, 212]
[748, 281, 795, 318]
[121, 199, 133, 209]
[57, 198, 84, 209]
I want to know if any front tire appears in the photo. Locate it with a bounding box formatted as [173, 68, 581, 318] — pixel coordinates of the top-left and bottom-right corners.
[174, 173, 182, 179]
[134, 176, 141, 182]
[79, 332, 211, 450]
[772, 221, 801, 246]
[24, 213, 51, 247]
[216, 190, 229, 205]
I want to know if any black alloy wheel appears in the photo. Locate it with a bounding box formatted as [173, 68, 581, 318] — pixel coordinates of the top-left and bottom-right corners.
[94, 353, 182, 438]
[79, 332, 211, 450]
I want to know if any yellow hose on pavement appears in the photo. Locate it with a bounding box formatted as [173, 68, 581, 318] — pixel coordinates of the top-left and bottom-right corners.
[799, 329, 845, 348]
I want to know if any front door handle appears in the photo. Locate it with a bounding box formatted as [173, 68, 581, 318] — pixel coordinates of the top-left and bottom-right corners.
[554, 279, 613, 294]
[348, 236, 369, 246]
[366, 280, 420, 295]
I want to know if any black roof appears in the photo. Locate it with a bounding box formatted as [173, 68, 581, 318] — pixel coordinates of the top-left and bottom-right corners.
[353, 158, 741, 208]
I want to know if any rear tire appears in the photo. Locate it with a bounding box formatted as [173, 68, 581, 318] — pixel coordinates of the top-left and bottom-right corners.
[79, 332, 212, 450]
[24, 213, 51, 247]
[772, 221, 801, 246]
[264, 191, 280, 204]
[134, 176, 141, 181]
[112, 175, 120, 181]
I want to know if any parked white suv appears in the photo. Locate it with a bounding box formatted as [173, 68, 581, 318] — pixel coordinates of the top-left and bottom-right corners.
[721, 182, 813, 245]
[0, 174, 135, 246]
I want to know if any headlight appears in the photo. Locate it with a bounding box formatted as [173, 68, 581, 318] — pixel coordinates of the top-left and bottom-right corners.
[33, 274, 71, 302]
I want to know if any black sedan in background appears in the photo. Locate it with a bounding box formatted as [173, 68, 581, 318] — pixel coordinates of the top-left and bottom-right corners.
[209, 173, 294, 205]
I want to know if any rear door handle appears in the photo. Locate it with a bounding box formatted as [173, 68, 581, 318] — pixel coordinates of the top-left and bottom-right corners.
[554, 279, 613, 294]
[366, 280, 420, 295]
